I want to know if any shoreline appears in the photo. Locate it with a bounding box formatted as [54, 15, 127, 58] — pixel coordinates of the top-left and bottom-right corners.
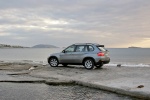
[0, 60, 150, 68]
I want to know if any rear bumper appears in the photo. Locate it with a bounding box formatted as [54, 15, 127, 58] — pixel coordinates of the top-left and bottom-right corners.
[95, 57, 110, 64]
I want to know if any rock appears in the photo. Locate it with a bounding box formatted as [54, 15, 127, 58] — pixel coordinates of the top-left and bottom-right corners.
[117, 64, 122, 67]
[137, 85, 144, 88]
[33, 66, 38, 68]
[29, 66, 38, 70]
[29, 67, 35, 70]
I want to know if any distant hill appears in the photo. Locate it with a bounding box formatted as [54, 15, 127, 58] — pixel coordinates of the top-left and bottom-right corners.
[128, 46, 141, 48]
[32, 44, 58, 48]
[0, 44, 26, 48]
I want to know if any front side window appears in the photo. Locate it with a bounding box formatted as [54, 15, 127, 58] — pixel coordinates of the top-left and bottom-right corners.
[65, 45, 75, 52]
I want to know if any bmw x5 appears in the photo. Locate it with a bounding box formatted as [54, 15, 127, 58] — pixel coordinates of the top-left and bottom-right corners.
[48, 43, 110, 69]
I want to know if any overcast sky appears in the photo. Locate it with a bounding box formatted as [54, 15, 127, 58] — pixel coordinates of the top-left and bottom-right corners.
[0, 0, 150, 48]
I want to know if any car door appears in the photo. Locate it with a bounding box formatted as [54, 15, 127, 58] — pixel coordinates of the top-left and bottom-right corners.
[60, 45, 76, 63]
[72, 45, 87, 63]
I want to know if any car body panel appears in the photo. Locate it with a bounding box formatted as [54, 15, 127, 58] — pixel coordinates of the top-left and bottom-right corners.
[60, 52, 77, 63]
[48, 43, 110, 66]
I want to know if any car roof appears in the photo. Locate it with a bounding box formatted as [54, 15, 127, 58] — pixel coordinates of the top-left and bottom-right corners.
[73, 43, 104, 47]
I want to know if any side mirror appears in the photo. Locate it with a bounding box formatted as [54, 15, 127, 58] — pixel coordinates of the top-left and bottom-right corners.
[62, 50, 65, 53]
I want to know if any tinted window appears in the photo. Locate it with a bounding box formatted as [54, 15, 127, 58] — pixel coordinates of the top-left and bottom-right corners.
[75, 45, 86, 52]
[65, 45, 75, 52]
[87, 45, 94, 51]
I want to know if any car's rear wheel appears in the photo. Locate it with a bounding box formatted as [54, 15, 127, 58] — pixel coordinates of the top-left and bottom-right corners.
[48, 57, 59, 67]
[84, 59, 94, 70]
[96, 62, 103, 68]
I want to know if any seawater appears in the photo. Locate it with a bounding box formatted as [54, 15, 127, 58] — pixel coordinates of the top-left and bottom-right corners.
[107, 48, 150, 67]
[0, 48, 150, 67]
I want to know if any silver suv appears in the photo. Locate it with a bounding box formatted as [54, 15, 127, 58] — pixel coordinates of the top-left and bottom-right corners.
[48, 43, 110, 69]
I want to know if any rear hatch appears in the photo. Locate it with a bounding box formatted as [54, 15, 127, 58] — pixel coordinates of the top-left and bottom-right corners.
[96, 45, 109, 57]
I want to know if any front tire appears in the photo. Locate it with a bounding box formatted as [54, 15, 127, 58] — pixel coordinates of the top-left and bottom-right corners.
[48, 57, 59, 67]
[84, 59, 94, 70]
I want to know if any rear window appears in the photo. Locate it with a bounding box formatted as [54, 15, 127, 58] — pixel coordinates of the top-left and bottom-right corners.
[97, 46, 106, 51]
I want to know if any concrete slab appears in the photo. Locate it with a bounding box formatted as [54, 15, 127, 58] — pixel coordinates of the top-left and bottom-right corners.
[1, 62, 150, 99]
[29, 65, 150, 99]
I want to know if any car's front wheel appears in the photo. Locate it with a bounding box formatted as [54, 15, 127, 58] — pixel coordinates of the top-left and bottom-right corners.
[48, 57, 59, 67]
[84, 59, 94, 70]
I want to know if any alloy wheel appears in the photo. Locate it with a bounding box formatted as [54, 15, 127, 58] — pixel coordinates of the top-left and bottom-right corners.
[49, 58, 58, 67]
[84, 59, 94, 69]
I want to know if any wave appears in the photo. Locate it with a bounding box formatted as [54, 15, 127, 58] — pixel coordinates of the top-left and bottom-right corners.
[106, 63, 150, 67]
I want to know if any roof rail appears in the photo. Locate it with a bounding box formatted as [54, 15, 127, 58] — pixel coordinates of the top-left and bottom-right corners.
[73, 43, 104, 47]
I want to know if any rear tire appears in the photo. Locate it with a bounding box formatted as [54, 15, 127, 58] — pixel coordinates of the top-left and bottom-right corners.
[84, 59, 94, 70]
[48, 57, 59, 67]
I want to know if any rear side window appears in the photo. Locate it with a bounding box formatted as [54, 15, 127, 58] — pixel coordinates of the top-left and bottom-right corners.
[75, 45, 86, 52]
[87, 45, 94, 51]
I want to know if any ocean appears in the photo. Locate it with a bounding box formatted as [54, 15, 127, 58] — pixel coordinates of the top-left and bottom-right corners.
[0, 48, 150, 67]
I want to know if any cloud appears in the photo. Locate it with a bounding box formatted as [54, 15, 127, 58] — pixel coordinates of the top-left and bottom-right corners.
[0, 0, 150, 47]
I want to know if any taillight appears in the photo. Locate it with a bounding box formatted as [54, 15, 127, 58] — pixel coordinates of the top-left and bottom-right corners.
[97, 52, 105, 56]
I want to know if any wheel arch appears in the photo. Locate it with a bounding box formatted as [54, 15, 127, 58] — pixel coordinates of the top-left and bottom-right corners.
[48, 56, 59, 63]
[82, 57, 96, 65]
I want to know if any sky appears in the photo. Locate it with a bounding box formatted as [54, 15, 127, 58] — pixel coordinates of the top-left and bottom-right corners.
[0, 0, 150, 48]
